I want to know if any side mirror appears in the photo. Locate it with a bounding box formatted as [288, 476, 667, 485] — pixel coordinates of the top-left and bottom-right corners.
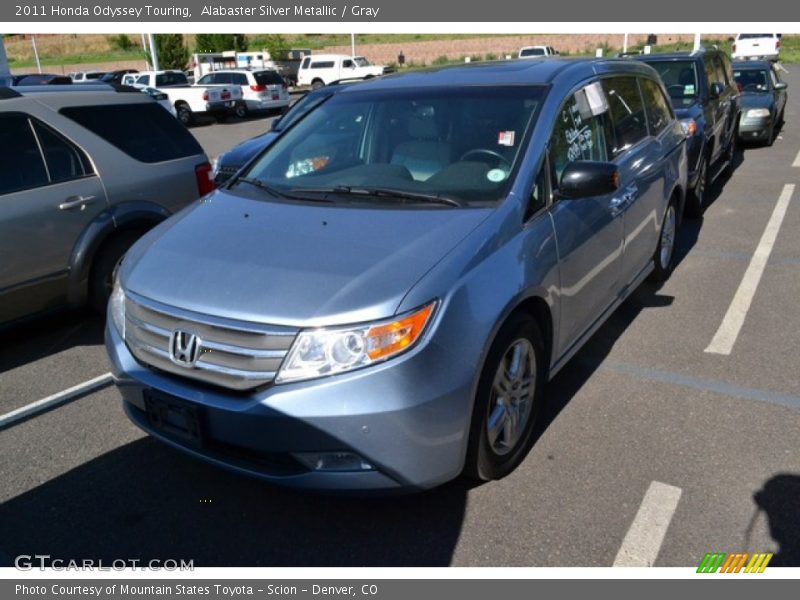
[558, 161, 620, 199]
[774, 82, 788, 90]
[710, 82, 725, 98]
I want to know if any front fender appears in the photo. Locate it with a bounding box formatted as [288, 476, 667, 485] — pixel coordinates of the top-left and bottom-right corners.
[66, 200, 172, 306]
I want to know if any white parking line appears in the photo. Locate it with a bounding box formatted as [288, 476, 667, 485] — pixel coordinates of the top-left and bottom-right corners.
[0, 372, 113, 429]
[705, 184, 795, 355]
[793, 148, 800, 168]
[613, 481, 682, 567]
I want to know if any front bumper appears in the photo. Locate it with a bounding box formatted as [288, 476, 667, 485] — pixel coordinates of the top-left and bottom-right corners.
[738, 115, 772, 141]
[105, 316, 472, 491]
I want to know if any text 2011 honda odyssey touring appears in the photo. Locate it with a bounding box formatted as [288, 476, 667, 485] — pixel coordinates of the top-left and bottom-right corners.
[106, 59, 687, 491]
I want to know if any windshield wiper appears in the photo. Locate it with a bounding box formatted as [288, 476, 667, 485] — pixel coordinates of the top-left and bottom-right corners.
[234, 177, 334, 202]
[290, 185, 464, 208]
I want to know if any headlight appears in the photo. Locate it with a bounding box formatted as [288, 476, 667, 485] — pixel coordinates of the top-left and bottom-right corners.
[275, 301, 437, 383]
[110, 279, 126, 339]
[745, 108, 770, 118]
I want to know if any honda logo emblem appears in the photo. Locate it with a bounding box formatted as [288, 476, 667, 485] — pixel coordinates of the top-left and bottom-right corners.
[169, 330, 201, 367]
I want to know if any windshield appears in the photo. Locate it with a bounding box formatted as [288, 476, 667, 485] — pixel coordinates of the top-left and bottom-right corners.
[520, 48, 545, 57]
[734, 69, 770, 92]
[276, 89, 337, 131]
[240, 86, 546, 206]
[644, 60, 698, 105]
[353, 57, 371, 67]
[738, 34, 774, 39]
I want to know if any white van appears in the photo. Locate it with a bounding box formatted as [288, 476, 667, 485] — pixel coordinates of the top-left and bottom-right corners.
[296, 54, 386, 89]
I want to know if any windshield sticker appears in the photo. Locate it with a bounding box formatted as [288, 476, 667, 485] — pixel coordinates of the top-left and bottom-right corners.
[497, 131, 515, 147]
[684, 84, 695, 95]
[487, 168, 507, 183]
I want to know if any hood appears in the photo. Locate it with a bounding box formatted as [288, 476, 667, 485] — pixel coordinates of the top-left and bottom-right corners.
[122, 190, 492, 326]
[739, 93, 774, 110]
[221, 131, 279, 171]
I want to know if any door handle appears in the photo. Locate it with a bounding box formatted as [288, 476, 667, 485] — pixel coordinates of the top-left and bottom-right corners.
[58, 195, 96, 211]
[609, 185, 638, 215]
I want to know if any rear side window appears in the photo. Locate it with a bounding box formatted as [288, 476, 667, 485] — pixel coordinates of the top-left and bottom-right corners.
[0, 114, 48, 195]
[60, 103, 204, 163]
[232, 73, 248, 85]
[135, 75, 150, 86]
[639, 78, 673, 135]
[311, 61, 335, 69]
[602, 76, 648, 156]
[301, 57, 311, 69]
[254, 71, 284, 86]
[32, 121, 93, 183]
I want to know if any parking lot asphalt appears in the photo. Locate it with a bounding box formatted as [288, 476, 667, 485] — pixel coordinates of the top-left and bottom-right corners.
[1, 68, 799, 568]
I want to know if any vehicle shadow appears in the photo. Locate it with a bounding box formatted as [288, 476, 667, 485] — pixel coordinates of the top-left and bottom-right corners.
[0, 310, 105, 375]
[0, 436, 469, 566]
[749, 473, 800, 567]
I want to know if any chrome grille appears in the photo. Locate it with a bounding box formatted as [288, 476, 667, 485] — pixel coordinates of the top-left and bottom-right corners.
[124, 292, 298, 391]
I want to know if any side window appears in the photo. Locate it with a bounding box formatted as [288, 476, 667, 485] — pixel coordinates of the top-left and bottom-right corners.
[31, 121, 92, 184]
[233, 73, 248, 85]
[61, 103, 204, 163]
[135, 75, 149, 86]
[301, 57, 311, 69]
[342, 59, 354, 68]
[215, 73, 233, 85]
[549, 90, 609, 188]
[197, 74, 214, 85]
[639, 78, 672, 136]
[0, 114, 48, 195]
[602, 76, 648, 155]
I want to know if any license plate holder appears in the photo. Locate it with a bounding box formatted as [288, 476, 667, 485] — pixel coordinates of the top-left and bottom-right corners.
[144, 391, 204, 448]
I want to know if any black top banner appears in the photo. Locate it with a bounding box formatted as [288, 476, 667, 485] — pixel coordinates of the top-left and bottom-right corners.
[3, 0, 799, 22]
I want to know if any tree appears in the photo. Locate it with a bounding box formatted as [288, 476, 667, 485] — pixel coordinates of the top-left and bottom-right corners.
[147, 34, 189, 70]
[194, 34, 248, 54]
[261, 35, 291, 61]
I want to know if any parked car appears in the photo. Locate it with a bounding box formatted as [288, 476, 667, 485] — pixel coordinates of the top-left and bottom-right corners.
[296, 54, 387, 89]
[140, 86, 177, 117]
[732, 34, 781, 62]
[106, 58, 687, 492]
[0, 85, 213, 326]
[732, 61, 788, 146]
[99, 69, 139, 85]
[518, 46, 558, 58]
[124, 70, 245, 125]
[71, 71, 106, 83]
[14, 74, 73, 86]
[634, 48, 740, 216]
[213, 81, 357, 184]
[196, 69, 290, 115]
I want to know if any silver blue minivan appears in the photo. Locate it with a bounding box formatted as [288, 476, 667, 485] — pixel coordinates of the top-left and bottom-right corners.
[106, 58, 687, 491]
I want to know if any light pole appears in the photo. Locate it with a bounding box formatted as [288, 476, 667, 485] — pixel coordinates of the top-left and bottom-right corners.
[148, 33, 159, 71]
[351, 33, 356, 57]
[31, 35, 42, 73]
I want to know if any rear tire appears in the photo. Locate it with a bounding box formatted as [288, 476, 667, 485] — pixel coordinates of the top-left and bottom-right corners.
[176, 103, 193, 126]
[234, 102, 248, 119]
[89, 230, 146, 314]
[649, 197, 679, 283]
[311, 79, 324, 90]
[466, 313, 545, 482]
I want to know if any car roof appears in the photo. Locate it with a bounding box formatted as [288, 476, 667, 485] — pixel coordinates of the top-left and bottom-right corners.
[633, 48, 724, 62]
[732, 60, 774, 69]
[337, 58, 656, 93]
[1, 85, 153, 109]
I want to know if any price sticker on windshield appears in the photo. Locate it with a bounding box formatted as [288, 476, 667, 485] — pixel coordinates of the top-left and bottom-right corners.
[497, 131, 515, 146]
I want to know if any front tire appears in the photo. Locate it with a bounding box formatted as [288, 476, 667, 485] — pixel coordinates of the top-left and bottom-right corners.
[649, 197, 678, 283]
[685, 154, 708, 218]
[466, 313, 545, 481]
[311, 79, 324, 90]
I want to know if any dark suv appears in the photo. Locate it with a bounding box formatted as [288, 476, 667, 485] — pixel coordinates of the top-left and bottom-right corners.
[635, 48, 740, 216]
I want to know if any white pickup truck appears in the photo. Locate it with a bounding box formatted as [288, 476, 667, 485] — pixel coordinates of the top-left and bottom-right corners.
[121, 70, 245, 125]
[731, 34, 781, 62]
[296, 55, 388, 89]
